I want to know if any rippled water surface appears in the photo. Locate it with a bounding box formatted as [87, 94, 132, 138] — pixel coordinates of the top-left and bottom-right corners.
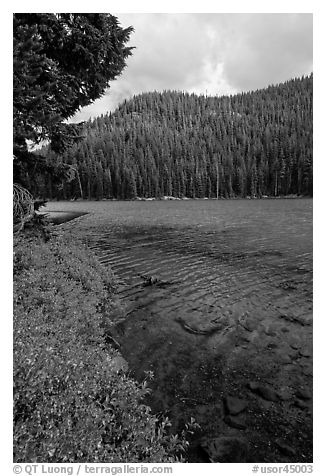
[47, 198, 313, 463]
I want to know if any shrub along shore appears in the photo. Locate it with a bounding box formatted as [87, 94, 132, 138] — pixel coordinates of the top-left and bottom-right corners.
[13, 223, 192, 463]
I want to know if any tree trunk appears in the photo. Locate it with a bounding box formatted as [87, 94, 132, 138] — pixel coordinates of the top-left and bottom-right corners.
[216, 162, 219, 199]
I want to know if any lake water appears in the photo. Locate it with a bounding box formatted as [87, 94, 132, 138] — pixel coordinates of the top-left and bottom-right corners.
[47, 198, 313, 463]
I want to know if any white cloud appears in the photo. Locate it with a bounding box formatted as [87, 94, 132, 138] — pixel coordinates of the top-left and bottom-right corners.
[220, 13, 313, 90]
[72, 13, 312, 122]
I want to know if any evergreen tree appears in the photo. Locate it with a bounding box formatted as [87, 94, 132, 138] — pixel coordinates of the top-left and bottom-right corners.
[40, 75, 313, 200]
[13, 13, 134, 189]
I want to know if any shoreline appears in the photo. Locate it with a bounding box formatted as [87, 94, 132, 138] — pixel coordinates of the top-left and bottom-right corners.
[44, 194, 311, 204]
[38, 210, 88, 225]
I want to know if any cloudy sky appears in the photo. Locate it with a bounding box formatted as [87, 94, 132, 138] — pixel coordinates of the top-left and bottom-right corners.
[72, 13, 313, 122]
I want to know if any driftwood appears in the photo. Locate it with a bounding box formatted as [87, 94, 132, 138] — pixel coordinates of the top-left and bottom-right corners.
[139, 274, 179, 287]
[13, 184, 34, 233]
[106, 334, 121, 349]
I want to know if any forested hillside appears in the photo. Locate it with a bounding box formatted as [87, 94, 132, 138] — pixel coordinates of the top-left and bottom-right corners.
[37, 75, 312, 200]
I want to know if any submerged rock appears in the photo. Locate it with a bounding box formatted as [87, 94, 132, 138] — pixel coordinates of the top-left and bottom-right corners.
[295, 388, 312, 400]
[277, 388, 292, 401]
[278, 353, 293, 365]
[294, 399, 310, 410]
[263, 325, 278, 337]
[289, 340, 301, 350]
[224, 414, 247, 430]
[299, 348, 312, 358]
[224, 396, 248, 415]
[240, 317, 257, 332]
[248, 382, 279, 401]
[275, 439, 297, 458]
[175, 314, 228, 335]
[200, 436, 248, 463]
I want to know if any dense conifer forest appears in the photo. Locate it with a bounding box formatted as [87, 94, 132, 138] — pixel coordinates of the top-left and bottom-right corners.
[36, 74, 312, 200]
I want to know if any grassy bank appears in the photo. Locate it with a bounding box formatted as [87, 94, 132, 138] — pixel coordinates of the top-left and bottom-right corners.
[13, 224, 191, 463]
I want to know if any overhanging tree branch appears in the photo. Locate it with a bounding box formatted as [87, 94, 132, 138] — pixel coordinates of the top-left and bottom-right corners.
[13, 13, 134, 191]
